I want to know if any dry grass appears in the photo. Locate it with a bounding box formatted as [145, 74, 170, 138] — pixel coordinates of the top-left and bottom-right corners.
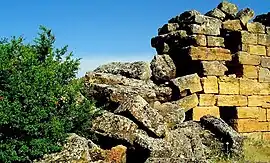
[209, 138, 270, 163]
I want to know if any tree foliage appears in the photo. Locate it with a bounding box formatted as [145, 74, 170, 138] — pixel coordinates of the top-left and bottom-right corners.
[0, 26, 97, 162]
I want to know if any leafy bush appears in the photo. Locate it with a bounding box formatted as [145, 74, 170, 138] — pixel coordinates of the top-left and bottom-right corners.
[0, 26, 97, 162]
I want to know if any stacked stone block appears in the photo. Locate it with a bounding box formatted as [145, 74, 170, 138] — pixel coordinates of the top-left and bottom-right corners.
[150, 2, 270, 140]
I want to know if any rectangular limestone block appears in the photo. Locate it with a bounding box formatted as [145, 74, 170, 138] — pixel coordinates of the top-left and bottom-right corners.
[201, 76, 218, 94]
[207, 36, 225, 47]
[234, 51, 260, 65]
[176, 94, 199, 112]
[188, 34, 207, 46]
[267, 47, 270, 56]
[258, 34, 270, 46]
[199, 94, 216, 106]
[236, 107, 266, 121]
[240, 44, 249, 52]
[241, 31, 258, 45]
[188, 46, 232, 61]
[248, 96, 270, 107]
[242, 65, 258, 79]
[241, 132, 262, 140]
[218, 76, 239, 95]
[222, 20, 242, 31]
[249, 45, 267, 56]
[171, 73, 202, 93]
[262, 132, 270, 141]
[192, 106, 220, 121]
[233, 119, 269, 132]
[261, 57, 270, 68]
[201, 61, 228, 76]
[187, 23, 221, 36]
[217, 95, 247, 106]
[247, 22, 266, 34]
[267, 109, 270, 121]
[259, 67, 270, 82]
[240, 79, 267, 95]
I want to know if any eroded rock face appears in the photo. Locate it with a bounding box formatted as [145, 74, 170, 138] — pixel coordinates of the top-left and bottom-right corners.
[34, 133, 127, 163]
[84, 73, 173, 104]
[91, 111, 138, 145]
[93, 61, 151, 81]
[115, 95, 167, 137]
[200, 115, 244, 158]
[150, 54, 176, 83]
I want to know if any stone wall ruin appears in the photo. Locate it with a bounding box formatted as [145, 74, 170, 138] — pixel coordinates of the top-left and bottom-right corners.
[151, 1, 270, 140]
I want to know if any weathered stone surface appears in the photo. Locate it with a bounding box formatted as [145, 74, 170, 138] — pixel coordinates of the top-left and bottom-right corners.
[188, 46, 232, 61]
[233, 51, 260, 65]
[115, 95, 166, 137]
[236, 107, 266, 121]
[174, 94, 199, 111]
[253, 12, 270, 27]
[84, 73, 172, 104]
[248, 95, 270, 107]
[242, 65, 258, 79]
[249, 45, 267, 55]
[187, 23, 221, 36]
[218, 76, 240, 95]
[216, 95, 247, 106]
[247, 22, 265, 33]
[94, 61, 151, 81]
[201, 61, 228, 76]
[236, 8, 255, 26]
[201, 76, 218, 94]
[205, 8, 226, 20]
[158, 23, 179, 35]
[259, 67, 270, 82]
[91, 111, 138, 144]
[34, 133, 94, 163]
[150, 54, 176, 82]
[200, 115, 244, 158]
[34, 134, 127, 163]
[261, 57, 270, 68]
[207, 36, 225, 47]
[199, 94, 216, 106]
[187, 34, 207, 46]
[168, 10, 201, 24]
[134, 125, 207, 162]
[153, 101, 185, 128]
[240, 31, 257, 44]
[151, 30, 187, 48]
[217, 1, 238, 17]
[258, 34, 270, 46]
[193, 106, 220, 121]
[222, 20, 242, 31]
[268, 47, 270, 56]
[233, 119, 269, 132]
[240, 78, 262, 95]
[171, 73, 202, 93]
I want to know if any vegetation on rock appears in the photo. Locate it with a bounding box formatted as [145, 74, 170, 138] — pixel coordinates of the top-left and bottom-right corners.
[0, 26, 97, 162]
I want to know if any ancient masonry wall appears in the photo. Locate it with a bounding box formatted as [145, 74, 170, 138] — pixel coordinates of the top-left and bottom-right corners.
[151, 2, 270, 140]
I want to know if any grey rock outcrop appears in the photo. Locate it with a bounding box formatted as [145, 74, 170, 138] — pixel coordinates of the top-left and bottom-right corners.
[94, 61, 151, 81]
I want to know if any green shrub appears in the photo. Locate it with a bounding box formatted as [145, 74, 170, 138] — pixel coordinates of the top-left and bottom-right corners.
[0, 26, 97, 162]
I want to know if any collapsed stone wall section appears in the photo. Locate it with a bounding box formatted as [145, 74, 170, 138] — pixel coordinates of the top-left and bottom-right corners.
[150, 1, 270, 140]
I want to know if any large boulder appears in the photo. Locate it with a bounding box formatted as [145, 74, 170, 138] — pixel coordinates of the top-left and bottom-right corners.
[91, 111, 139, 145]
[150, 54, 176, 83]
[200, 115, 244, 158]
[115, 95, 167, 137]
[153, 101, 185, 129]
[205, 8, 226, 21]
[93, 61, 151, 81]
[84, 73, 173, 105]
[217, 1, 238, 18]
[34, 133, 127, 163]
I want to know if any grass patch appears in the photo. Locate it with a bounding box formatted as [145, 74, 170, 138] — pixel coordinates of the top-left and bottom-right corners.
[209, 138, 270, 163]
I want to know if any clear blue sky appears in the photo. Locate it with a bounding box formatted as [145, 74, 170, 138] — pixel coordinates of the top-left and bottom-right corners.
[0, 0, 269, 76]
